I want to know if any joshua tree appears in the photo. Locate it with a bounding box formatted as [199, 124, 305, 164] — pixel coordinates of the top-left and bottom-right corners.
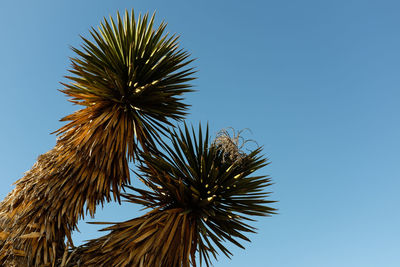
[0, 9, 275, 267]
[0, 10, 194, 266]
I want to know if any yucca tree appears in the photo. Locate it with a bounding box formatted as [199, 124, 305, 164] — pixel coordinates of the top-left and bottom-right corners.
[0, 10, 194, 266]
[63, 124, 275, 267]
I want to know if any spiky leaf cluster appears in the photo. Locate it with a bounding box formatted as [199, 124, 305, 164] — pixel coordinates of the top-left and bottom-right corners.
[63, 10, 195, 157]
[80, 124, 276, 266]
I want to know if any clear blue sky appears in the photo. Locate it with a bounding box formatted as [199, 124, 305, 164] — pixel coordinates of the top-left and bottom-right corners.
[1, 1, 400, 266]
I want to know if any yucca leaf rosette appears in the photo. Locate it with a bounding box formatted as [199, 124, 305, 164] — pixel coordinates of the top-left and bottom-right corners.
[60, 9, 195, 159]
[72, 124, 276, 267]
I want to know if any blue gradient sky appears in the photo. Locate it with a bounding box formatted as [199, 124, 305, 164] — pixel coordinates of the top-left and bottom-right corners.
[1, 1, 400, 266]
